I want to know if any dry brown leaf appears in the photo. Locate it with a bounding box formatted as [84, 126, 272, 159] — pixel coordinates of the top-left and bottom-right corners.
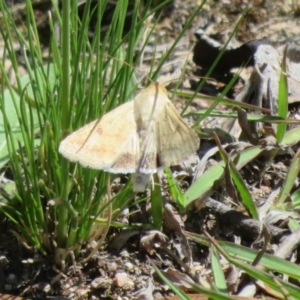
[140, 230, 168, 255]
[109, 230, 140, 252]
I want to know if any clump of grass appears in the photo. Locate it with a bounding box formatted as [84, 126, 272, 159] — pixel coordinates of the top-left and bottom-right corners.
[0, 0, 203, 265]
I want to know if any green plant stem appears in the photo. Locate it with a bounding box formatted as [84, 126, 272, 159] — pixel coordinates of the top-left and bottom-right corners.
[151, 173, 163, 230]
[57, 0, 72, 248]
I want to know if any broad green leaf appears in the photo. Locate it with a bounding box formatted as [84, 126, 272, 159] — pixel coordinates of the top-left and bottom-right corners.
[184, 146, 262, 206]
[0, 64, 56, 168]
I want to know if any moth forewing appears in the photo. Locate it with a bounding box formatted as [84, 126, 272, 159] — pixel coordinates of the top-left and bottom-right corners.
[156, 101, 200, 166]
[133, 84, 165, 130]
[131, 83, 200, 191]
[131, 84, 161, 191]
[108, 131, 139, 173]
[137, 129, 157, 173]
[59, 101, 137, 172]
[134, 83, 162, 172]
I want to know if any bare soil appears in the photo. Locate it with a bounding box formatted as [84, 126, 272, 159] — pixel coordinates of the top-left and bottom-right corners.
[1, 1, 300, 299]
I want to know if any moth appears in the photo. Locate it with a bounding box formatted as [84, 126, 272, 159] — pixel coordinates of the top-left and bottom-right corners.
[59, 83, 200, 191]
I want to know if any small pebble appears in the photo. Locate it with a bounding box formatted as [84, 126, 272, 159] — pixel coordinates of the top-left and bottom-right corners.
[0, 255, 8, 266]
[115, 271, 134, 289]
[122, 281, 135, 291]
[124, 262, 134, 271]
[106, 261, 118, 273]
[35, 282, 51, 293]
[91, 277, 113, 290]
[120, 249, 130, 258]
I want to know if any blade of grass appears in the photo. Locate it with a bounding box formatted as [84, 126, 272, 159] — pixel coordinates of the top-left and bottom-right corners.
[185, 122, 300, 207]
[151, 261, 191, 300]
[184, 145, 263, 206]
[165, 168, 185, 213]
[179, 91, 271, 114]
[181, 6, 249, 117]
[190, 110, 300, 124]
[214, 132, 258, 219]
[281, 126, 300, 145]
[211, 246, 228, 294]
[276, 149, 300, 205]
[151, 259, 238, 300]
[207, 232, 300, 298]
[57, 0, 74, 248]
[151, 0, 207, 82]
[185, 231, 300, 280]
[276, 46, 288, 143]
[151, 173, 163, 230]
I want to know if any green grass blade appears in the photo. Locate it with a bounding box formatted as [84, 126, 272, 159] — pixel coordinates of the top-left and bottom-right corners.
[211, 246, 228, 294]
[151, 262, 191, 300]
[165, 168, 185, 213]
[191, 110, 300, 124]
[181, 6, 249, 117]
[184, 146, 263, 206]
[276, 149, 300, 205]
[214, 133, 258, 219]
[151, 174, 163, 230]
[281, 126, 300, 145]
[185, 231, 300, 280]
[276, 46, 288, 143]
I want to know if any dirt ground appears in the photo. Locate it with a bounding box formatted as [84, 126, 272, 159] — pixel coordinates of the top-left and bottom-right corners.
[1, 0, 300, 299]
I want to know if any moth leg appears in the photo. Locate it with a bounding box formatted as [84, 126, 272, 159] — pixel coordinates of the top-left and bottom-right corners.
[131, 172, 152, 192]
